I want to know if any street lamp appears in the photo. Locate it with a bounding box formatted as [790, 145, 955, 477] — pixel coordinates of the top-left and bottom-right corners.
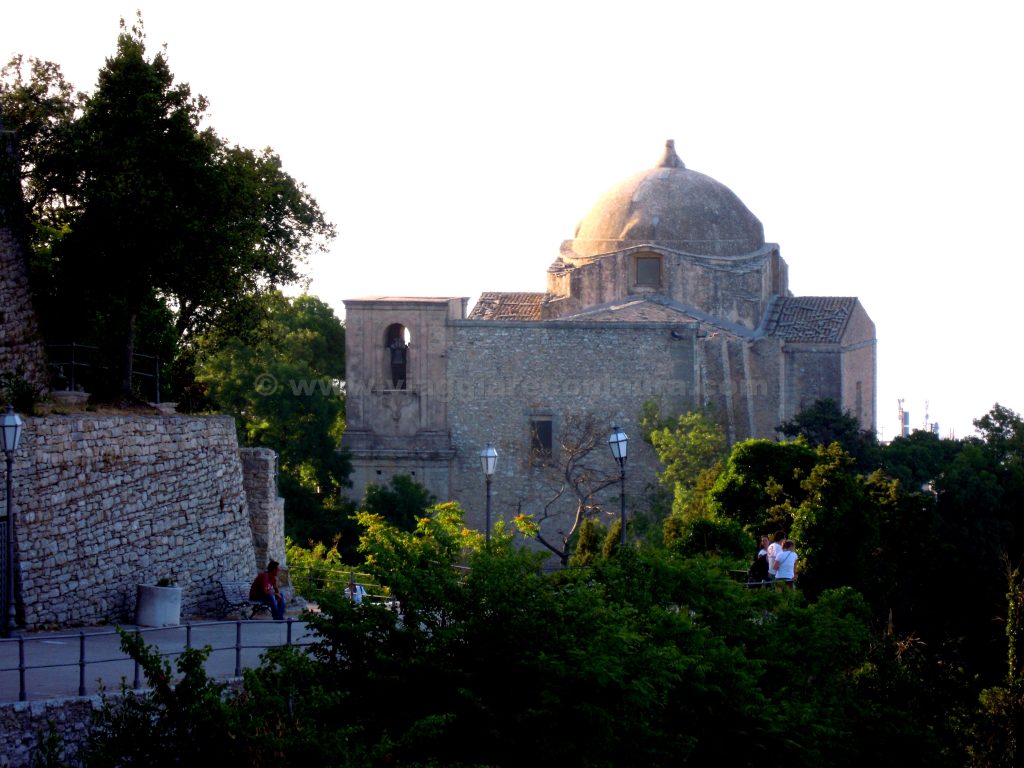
[479, 444, 498, 543]
[608, 425, 628, 547]
[2, 404, 24, 636]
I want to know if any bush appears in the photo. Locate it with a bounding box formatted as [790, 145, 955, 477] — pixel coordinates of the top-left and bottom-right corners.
[664, 515, 751, 560]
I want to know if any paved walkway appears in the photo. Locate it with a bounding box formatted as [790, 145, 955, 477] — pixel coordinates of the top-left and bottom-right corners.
[0, 617, 316, 703]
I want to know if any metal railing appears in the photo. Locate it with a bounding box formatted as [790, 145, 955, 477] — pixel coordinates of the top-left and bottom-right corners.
[286, 564, 468, 603]
[0, 618, 314, 703]
[286, 565, 383, 598]
[46, 342, 164, 403]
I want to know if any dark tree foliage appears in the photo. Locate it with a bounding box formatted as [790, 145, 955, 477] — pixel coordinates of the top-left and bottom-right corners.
[0, 54, 81, 242]
[777, 397, 879, 470]
[83, 630, 239, 767]
[708, 438, 818, 533]
[88, 505, 951, 766]
[880, 428, 962, 491]
[790, 443, 881, 598]
[360, 474, 436, 532]
[197, 291, 351, 548]
[663, 514, 750, 559]
[872, 406, 1023, 684]
[1, 16, 334, 400]
[704, 403, 1024, 695]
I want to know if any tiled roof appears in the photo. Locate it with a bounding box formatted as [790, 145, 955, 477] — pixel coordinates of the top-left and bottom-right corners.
[764, 297, 857, 342]
[468, 292, 545, 320]
[561, 299, 701, 323]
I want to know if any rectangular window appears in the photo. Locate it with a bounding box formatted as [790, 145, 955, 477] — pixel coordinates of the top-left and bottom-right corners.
[636, 255, 661, 287]
[530, 418, 553, 460]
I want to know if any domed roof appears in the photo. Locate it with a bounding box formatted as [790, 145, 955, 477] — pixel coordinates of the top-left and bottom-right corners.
[567, 140, 765, 260]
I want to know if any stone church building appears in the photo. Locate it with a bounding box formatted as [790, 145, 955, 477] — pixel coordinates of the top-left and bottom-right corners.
[342, 141, 876, 532]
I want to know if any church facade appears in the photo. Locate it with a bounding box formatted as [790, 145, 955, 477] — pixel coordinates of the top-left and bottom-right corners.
[341, 141, 876, 533]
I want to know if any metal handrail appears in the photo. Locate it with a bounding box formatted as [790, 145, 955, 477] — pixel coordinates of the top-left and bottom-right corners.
[46, 342, 164, 403]
[0, 618, 313, 703]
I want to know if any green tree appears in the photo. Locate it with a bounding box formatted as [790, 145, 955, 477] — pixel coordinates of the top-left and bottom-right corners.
[973, 403, 1024, 466]
[356, 501, 477, 629]
[881, 428, 962, 492]
[647, 408, 728, 518]
[197, 291, 350, 545]
[790, 443, 879, 597]
[360, 474, 436, 532]
[777, 397, 879, 470]
[79, 504, 959, 766]
[2, 16, 334, 399]
[0, 55, 80, 246]
[83, 629, 240, 766]
[966, 564, 1024, 767]
[708, 438, 818, 533]
[513, 412, 621, 566]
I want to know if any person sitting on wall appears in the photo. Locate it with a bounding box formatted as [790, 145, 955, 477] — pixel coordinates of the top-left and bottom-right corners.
[250, 559, 286, 620]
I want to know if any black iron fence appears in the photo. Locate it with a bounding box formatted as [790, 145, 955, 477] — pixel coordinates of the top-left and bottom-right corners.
[0, 618, 313, 703]
[46, 343, 164, 403]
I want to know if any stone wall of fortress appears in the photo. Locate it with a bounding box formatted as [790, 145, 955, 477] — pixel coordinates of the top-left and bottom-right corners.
[241, 446, 285, 572]
[0, 131, 49, 397]
[8, 415, 283, 628]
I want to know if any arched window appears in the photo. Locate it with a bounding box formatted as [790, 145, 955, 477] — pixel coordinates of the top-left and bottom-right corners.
[384, 323, 411, 389]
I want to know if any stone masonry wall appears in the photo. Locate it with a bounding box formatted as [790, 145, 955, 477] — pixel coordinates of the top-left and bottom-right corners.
[446, 321, 699, 534]
[0, 696, 99, 768]
[13, 415, 258, 627]
[0, 130, 49, 396]
[240, 447, 286, 573]
[0, 681, 244, 768]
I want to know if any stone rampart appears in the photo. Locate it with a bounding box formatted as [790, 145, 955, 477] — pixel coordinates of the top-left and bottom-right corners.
[0, 695, 98, 767]
[240, 447, 286, 572]
[11, 415, 261, 628]
[0, 680, 248, 767]
[0, 131, 49, 396]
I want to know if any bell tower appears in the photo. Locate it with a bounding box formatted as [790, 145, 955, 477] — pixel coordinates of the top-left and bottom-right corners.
[341, 296, 467, 501]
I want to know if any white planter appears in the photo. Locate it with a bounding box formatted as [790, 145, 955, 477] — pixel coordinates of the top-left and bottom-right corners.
[134, 585, 182, 627]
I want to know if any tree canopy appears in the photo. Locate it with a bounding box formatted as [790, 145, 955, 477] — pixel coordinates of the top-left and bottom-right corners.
[75, 401, 1024, 766]
[88, 503, 969, 767]
[1, 15, 334, 399]
[196, 291, 350, 546]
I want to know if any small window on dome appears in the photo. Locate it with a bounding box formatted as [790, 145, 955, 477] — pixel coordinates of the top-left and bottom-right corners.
[635, 255, 662, 288]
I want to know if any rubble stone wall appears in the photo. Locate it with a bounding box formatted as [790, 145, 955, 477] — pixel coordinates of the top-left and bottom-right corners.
[240, 446, 286, 572]
[0, 131, 49, 397]
[12, 415, 262, 627]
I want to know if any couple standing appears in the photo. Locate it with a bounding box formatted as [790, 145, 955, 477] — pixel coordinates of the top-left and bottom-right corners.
[762, 532, 798, 587]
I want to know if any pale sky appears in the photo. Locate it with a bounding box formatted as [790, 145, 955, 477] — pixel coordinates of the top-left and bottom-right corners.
[5, 0, 1022, 440]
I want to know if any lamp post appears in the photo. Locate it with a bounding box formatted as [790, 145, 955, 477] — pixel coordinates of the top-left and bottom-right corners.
[2, 404, 24, 636]
[608, 425, 628, 547]
[479, 444, 498, 543]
